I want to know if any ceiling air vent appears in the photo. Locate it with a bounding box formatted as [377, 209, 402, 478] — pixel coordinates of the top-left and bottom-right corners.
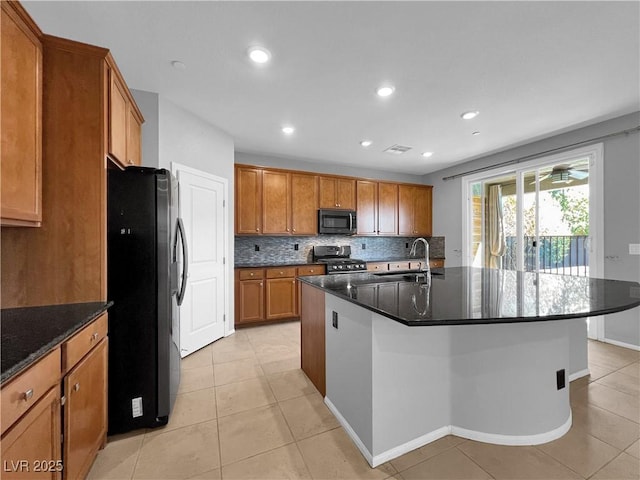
[383, 144, 412, 155]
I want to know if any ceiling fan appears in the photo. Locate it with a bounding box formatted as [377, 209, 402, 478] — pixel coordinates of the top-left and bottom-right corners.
[535, 164, 589, 184]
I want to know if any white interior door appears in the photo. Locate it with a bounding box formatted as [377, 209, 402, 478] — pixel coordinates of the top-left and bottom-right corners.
[173, 164, 228, 357]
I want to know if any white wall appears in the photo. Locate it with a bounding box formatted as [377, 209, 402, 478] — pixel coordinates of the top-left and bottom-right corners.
[424, 112, 640, 347]
[132, 90, 236, 330]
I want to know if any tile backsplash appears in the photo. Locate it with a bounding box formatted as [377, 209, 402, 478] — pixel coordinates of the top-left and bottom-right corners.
[235, 235, 444, 265]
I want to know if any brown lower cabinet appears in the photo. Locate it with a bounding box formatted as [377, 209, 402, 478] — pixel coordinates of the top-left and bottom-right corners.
[235, 265, 325, 326]
[0, 314, 108, 480]
[63, 338, 108, 480]
[300, 283, 326, 396]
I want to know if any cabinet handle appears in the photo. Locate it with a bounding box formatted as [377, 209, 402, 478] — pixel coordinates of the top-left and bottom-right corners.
[250, 272, 254, 277]
[259, 282, 263, 286]
[292, 280, 295, 284]
[73, 383, 80, 392]
[310, 269, 314, 273]
[22, 389, 34, 401]
[292, 228, 296, 232]
[286, 228, 290, 232]
[337, 203, 341, 207]
[280, 271, 283, 275]
[91, 332, 99, 341]
[256, 228, 259, 232]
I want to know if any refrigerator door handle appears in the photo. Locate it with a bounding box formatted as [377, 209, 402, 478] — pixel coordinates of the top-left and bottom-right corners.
[176, 217, 189, 306]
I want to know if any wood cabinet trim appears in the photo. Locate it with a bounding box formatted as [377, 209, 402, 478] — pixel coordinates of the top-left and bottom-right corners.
[1, 2, 43, 41]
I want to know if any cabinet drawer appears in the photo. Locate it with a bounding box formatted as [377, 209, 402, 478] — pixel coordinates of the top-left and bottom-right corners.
[239, 269, 264, 280]
[366, 262, 388, 272]
[389, 261, 411, 271]
[62, 313, 108, 373]
[1, 348, 61, 435]
[266, 267, 296, 279]
[296, 265, 325, 276]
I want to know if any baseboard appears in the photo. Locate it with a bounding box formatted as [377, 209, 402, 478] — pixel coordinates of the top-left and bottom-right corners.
[569, 368, 590, 382]
[370, 426, 451, 467]
[325, 397, 572, 467]
[224, 328, 236, 337]
[603, 338, 640, 352]
[451, 412, 572, 446]
[324, 397, 374, 466]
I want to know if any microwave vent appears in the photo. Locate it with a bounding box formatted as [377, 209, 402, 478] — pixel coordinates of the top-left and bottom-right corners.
[383, 144, 412, 155]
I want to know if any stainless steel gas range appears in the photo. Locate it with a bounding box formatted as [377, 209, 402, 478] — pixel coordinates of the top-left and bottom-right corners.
[313, 245, 367, 274]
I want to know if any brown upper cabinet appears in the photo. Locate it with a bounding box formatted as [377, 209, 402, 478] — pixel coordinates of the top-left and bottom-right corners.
[263, 170, 290, 234]
[235, 164, 432, 238]
[108, 67, 144, 168]
[236, 165, 318, 236]
[399, 185, 433, 236]
[356, 181, 398, 235]
[319, 176, 356, 210]
[290, 173, 318, 235]
[235, 166, 263, 234]
[1, 2, 43, 227]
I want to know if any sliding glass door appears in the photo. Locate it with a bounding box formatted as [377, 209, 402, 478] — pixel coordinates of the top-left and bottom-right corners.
[463, 145, 603, 338]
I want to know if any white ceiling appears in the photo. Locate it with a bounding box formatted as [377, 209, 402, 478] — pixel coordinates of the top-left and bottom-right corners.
[24, 1, 640, 175]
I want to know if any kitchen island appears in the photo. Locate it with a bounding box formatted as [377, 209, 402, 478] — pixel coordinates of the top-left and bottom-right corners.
[298, 267, 640, 467]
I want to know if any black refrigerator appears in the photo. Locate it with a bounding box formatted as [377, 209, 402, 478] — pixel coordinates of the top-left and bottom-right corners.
[107, 167, 187, 434]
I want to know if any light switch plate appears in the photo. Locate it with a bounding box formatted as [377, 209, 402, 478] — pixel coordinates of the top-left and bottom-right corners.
[629, 244, 640, 255]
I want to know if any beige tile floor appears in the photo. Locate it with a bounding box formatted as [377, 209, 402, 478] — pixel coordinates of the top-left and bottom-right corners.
[89, 321, 640, 480]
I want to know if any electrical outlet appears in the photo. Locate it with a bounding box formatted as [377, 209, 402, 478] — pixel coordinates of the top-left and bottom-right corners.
[332, 311, 338, 329]
[556, 369, 566, 390]
[294, 244, 299, 251]
[361, 243, 366, 250]
[629, 244, 640, 255]
[406, 242, 409, 248]
[254, 244, 260, 252]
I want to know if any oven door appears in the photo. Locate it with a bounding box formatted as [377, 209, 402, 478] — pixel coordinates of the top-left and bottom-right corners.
[318, 209, 356, 234]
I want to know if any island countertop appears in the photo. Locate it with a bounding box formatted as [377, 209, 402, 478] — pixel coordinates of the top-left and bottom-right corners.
[298, 267, 640, 326]
[1, 301, 112, 384]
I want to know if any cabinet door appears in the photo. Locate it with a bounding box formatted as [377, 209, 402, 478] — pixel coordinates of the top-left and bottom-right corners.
[64, 339, 107, 480]
[266, 278, 296, 320]
[318, 177, 338, 209]
[126, 108, 141, 166]
[290, 173, 318, 235]
[1, 3, 42, 226]
[262, 170, 291, 234]
[0, 387, 61, 480]
[377, 182, 398, 235]
[336, 178, 356, 210]
[237, 279, 264, 324]
[356, 180, 377, 235]
[108, 72, 128, 166]
[414, 186, 433, 236]
[398, 185, 415, 235]
[235, 167, 262, 234]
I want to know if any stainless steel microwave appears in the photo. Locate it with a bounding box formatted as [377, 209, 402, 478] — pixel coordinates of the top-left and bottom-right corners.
[318, 209, 357, 235]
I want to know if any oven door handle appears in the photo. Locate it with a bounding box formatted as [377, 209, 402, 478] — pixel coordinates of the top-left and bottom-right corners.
[348, 212, 353, 232]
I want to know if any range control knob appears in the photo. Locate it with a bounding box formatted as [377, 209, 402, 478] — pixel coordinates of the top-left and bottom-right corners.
[346, 265, 352, 269]
[337, 265, 343, 270]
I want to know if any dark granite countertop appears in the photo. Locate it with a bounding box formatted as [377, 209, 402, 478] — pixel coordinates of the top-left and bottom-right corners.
[235, 261, 324, 268]
[1, 301, 112, 384]
[299, 267, 640, 326]
[235, 257, 445, 269]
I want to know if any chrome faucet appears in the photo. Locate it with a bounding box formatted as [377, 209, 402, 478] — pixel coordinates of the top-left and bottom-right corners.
[410, 237, 431, 276]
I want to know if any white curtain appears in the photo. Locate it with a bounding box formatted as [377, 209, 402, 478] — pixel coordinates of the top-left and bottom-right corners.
[488, 185, 506, 268]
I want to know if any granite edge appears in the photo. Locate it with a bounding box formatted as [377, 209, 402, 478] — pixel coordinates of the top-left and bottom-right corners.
[1, 301, 113, 385]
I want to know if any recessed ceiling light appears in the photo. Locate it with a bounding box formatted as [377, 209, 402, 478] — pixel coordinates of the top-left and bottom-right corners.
[461, 111, 479, 120]
[360, 140, 372, 147]
[171, 60, 186, 70]
[248, 46, 271, 64]
[376, 85, 395, 97]
[421, 152, 433, 158]
[472, 131, 481, 136]
[282, 126, 295, 135]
